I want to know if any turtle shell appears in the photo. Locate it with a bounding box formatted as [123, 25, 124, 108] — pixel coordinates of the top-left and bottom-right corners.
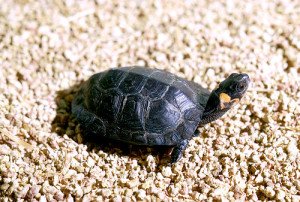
[72, 66, 210, 146]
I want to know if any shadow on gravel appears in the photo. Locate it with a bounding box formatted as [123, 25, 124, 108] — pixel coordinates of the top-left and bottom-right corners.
[51, 81, 171, 168]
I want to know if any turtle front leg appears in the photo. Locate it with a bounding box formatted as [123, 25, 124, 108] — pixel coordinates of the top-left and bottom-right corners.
[170, 139, 189, 163]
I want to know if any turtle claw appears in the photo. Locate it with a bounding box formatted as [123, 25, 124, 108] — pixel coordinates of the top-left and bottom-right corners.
[193, 129, 200, 137]
[170, 140, 189, 163]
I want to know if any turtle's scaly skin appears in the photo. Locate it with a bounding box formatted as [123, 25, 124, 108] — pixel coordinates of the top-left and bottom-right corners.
[72, 66, 210, 146]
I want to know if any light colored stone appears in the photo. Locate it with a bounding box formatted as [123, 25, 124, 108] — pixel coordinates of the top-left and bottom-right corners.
[0, 0, 299, 201]
[276, 190, 286, 200]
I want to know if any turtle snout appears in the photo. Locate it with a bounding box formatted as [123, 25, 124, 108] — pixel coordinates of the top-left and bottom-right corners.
[240, 74, 250, 83]
[234, 73, 250, 85]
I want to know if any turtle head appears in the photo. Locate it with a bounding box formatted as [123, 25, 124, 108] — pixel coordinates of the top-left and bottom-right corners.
[199, 73, 250, 125]
[215, 73, 250, 110]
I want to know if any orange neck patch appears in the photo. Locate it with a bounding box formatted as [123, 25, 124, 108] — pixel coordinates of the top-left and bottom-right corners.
[220, 93, 231, 103]
[219, 93, 240, 110]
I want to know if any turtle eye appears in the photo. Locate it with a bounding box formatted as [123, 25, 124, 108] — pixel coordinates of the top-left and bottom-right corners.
[236, 82, 246, 92]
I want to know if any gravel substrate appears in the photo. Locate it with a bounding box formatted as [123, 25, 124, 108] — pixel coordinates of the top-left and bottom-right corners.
[1, 0, 300, 201]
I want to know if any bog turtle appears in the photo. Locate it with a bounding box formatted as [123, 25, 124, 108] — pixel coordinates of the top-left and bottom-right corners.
[72, 66, 250, 163]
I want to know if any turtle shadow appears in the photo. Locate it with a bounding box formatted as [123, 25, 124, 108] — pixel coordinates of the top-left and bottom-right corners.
[51, 82, 171, 167]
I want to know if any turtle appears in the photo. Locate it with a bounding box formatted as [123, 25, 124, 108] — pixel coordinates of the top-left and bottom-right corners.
[72, 66, 250, 163]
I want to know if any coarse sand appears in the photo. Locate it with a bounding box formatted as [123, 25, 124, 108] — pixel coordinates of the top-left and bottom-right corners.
[0, 0, 300, 201]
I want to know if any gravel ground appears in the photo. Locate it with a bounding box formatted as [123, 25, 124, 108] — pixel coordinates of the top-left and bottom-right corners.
[0, 0, 300, 201]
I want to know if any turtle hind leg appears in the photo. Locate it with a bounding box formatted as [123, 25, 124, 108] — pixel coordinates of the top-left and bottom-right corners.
[72, 101, 106, 140]
[170, 139, 189, 163]
[83, 115, 106, 138]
